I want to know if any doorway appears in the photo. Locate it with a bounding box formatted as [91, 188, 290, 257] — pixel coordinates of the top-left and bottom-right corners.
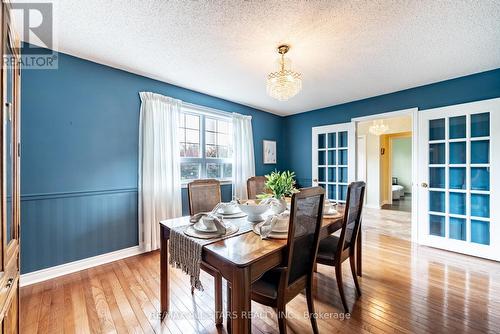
[354, 110, 416, 241]
[381, 132, 412, 212]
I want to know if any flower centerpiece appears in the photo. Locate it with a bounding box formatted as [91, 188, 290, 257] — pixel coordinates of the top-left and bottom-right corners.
[257, 170, 299, 214]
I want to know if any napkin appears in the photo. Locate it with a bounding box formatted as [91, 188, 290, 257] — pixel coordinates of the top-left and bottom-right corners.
[209, 214, 227, 235]
[189, 212, 227, 235]
[259, 215, 279, 239]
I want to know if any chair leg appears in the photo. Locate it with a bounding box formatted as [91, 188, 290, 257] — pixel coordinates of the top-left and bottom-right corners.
[349, 253, 362, 296]
[335, 263, 349, 313]
[214, 273, 223, 325]
[277, 304, 287, 334]
[306, 284, 319, 334]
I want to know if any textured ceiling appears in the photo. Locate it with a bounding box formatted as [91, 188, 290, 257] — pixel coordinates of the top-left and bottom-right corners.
[17, 0, 500, 116]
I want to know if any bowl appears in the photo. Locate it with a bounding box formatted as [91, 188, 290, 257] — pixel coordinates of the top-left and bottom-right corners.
[218, 202, 240, 215]
[238, 200, 272, 222]
[273, 215, 290, 233]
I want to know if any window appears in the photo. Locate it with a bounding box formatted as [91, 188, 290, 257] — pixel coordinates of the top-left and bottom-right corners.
[179, 108, 233, 182]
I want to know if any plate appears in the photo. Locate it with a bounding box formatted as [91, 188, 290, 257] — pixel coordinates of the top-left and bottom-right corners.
[193, 221, 218, 233]
[324, 210, 341, 218]
[185, 222, 239, 239]
[217, 211, 247, 219]
[252, 222, 289, 239]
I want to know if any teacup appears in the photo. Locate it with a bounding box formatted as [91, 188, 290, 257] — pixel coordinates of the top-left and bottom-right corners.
[218, 201, 240, 214]
[323, 201, 337, 215]
[273, 212, 290, 233]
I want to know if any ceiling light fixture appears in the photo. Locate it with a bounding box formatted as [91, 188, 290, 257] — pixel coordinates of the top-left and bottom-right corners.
[369, 120, 390, 136]
[266, 44, 302, 101]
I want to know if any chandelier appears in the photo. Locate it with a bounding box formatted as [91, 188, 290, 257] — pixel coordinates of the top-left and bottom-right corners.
[369, 120, 389, 136]
[266, 45, 302, 101]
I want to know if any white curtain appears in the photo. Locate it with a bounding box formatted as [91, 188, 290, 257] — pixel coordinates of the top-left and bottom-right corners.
[232, 113, 255, 200]
[138, 92, 182, 252]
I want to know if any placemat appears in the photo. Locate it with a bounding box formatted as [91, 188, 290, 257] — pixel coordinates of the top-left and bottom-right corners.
[168, 217, 254, 291]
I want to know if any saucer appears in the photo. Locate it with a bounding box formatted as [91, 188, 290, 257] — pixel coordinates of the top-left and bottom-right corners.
[253, 222, 288, 239]
[193, 221, 218, 233]
[185, 222, 238, 239]
[272, 223, 289, 233]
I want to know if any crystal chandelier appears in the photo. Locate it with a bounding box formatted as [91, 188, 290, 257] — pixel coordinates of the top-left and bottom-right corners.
[266, 45, 302, 101]
[369, 120, 389, 136]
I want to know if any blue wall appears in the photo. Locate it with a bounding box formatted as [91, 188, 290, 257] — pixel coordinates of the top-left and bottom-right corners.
[283, 68, 500, 186]
[21, 42, 500, 274]
[21, 46, 284, 273]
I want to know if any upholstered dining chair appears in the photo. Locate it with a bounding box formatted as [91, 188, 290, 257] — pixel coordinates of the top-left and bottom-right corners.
[246, 176, 267, 199]
[242, 187, 325, 334]
[316, 181, 366, 313]
[187, 179, 223, 325]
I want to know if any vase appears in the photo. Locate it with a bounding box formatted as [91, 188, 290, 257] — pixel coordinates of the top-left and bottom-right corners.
[271, 198, 287, 214]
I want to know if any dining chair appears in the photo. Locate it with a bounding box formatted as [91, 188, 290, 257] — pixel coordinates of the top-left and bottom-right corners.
[246, 187, 325, 334]
[187, 179, 223, 325]
[316, 181, 365, 313]
[246, 176, 267, 199]
[188, 179, 222, 215]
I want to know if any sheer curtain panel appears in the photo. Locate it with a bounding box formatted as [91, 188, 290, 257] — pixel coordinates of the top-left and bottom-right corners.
[232, 113, 255, 200]
[139, 92, 182, 251]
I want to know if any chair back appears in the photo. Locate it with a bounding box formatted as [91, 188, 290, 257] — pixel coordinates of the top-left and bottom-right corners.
[284, 187, 325, 285]
[247, 176, 267, 199]
[336, 181, 366, 258]
[187, 179, 221, 215]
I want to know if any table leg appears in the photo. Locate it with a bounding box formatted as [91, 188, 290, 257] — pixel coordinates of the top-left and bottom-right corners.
[226, 283, 232, 333]
[356, 230, 362, 277]
[231, 267, 251, 334]
[160, 225, 170, 319]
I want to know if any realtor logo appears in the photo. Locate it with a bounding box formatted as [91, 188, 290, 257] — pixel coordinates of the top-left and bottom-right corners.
[7, 1, 58, 69]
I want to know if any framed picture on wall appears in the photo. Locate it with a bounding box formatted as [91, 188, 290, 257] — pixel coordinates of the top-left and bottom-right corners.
[263, 140, 277, 164]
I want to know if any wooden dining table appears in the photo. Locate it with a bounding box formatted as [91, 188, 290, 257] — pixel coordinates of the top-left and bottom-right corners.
[159, 205, 362, 334]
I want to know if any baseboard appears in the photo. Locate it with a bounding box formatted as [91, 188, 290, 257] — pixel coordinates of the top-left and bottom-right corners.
[20, 245, 145, 287]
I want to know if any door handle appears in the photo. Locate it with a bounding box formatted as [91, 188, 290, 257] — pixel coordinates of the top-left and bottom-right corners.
[421, 182, 428, 188]
[313, 179, 318, 183]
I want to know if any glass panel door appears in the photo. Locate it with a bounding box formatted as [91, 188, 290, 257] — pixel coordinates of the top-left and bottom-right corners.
[312, 123, 355, 204]
[418, 98, 500, 260]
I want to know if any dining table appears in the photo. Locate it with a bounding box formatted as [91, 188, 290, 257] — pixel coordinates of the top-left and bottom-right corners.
[159, 204, 362, 334]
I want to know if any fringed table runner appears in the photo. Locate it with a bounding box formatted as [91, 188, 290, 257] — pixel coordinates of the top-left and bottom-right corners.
[168, 217, 254, 291]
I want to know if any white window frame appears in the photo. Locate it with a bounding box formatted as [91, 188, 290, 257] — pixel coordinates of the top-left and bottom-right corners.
[179, 103, 233, 186]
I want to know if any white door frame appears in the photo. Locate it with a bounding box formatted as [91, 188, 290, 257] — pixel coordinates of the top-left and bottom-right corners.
[417, 98, 500, 261]
[352, 107, 419, 243]
[312, 122, 356, 203]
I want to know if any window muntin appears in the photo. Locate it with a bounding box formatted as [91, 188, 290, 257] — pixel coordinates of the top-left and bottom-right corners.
[179, 109, 233, 182]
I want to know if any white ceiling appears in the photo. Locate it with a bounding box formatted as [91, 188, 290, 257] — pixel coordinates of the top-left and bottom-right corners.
[17, 0, 500, 116]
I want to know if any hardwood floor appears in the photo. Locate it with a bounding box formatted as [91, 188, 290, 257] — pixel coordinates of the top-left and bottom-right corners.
[20, 224, 500, 333]
[363, 207, 412, 241]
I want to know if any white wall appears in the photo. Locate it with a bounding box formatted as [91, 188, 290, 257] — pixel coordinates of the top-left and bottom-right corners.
[392, 137, 412, 193]
[357, 115, 411, 207]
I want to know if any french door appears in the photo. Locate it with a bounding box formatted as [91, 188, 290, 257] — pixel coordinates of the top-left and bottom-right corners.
[312, 122, 355, 203]
[418, 98, 500, 260]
